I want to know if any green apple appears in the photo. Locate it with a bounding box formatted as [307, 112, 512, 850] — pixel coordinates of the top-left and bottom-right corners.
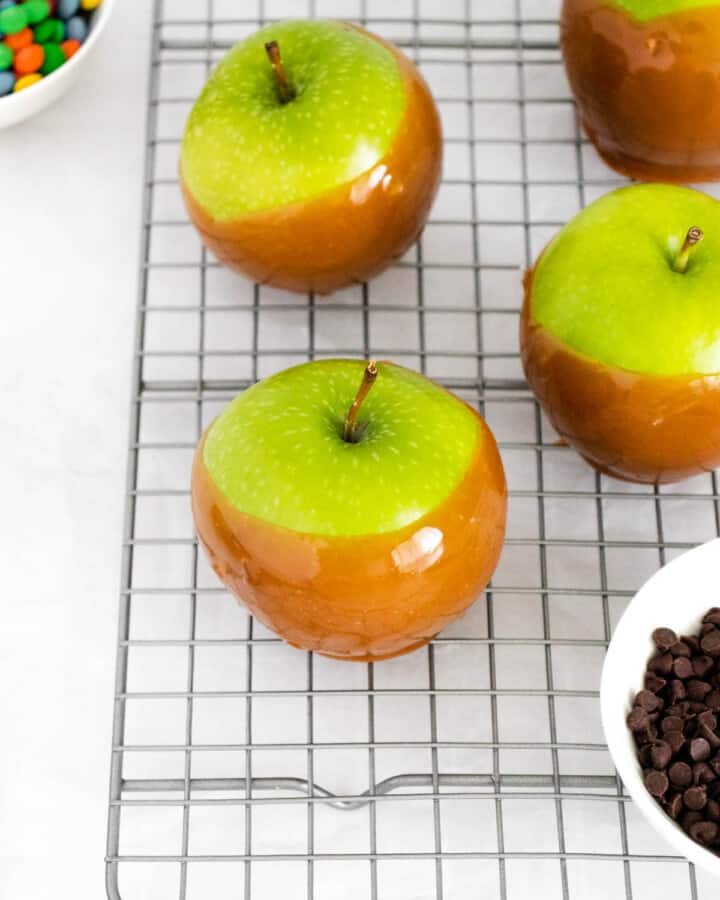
[203, 360, 482, 536]
[522, 183, 720, 484]
[181, 19, 405, 220]
[191, 360, 507, 660]
[179, 19, 443, 294]
[530, 184, 720, 376]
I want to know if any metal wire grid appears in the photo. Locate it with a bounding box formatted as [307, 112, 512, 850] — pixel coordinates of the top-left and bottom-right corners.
[105, 1, 720, 898]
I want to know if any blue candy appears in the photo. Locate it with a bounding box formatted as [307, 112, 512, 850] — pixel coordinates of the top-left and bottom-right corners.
[65, 15, 87, 42]
[0, 70, 15, 95]
[57, 0, 80, 18]
[0, 0, 16, 10]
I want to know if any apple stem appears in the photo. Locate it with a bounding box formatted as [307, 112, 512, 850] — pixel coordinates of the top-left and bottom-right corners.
[673, 226, 704, 274]
[343, 361, 378, 443]
[265, 40, 294, 104]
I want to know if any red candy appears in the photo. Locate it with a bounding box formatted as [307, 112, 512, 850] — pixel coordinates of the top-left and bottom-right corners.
[14, 44, 44, 76]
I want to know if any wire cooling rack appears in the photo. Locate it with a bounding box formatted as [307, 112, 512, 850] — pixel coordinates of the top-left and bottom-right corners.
[105, 1, 720, 897]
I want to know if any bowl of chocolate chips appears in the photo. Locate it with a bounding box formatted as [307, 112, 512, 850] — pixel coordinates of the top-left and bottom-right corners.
[601, 538, 720, 876]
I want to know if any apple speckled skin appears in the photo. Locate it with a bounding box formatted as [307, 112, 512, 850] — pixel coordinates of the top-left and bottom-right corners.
[192, 361, 507, 661]
[181, 21, 442, 294]
[561, 0, 720, 182]
[522, 185, 720, 484]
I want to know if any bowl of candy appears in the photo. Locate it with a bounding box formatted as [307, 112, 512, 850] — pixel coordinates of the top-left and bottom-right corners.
[0, 0, 114, 128]
[601, 538, 720, 877]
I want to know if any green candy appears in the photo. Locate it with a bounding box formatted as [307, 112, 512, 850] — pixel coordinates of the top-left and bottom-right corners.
[23, 0, 50, 24]
[35, 17, 63, 42]
[40, 42, 65, 74]
[0, 44, 12, 71]
[0, 5, 29, 34]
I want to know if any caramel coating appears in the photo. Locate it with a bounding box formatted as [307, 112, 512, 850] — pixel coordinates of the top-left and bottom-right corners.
[561, 0, 720, 182]
[181, 26, 443, 294]
[191, 414, 507, 661]
[521, 270, 720, 484]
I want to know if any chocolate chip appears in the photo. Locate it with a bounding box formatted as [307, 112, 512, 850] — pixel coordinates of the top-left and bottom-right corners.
[665, 730, 685, 754]
[690, 820, 718, 846]
[694, 762, 715, 785]
[706, 691, 720, 711]
[682, 810, 704, 831]
[635, 689, 663, 712]
[669, 762, 693, 787]
[645, 769, 669, 798]
[673, 657, 694, 680]
[650, 740, 673, 770]
[702, 623, 717, 638]
[698, 710, 718, 731]
[671, 641, 692, 658]
[627, 707, 651, 732]
[693, 655, 716, 678]
[661, 716, 684, 734]
[707, 799, 720, 822]
[649, 652, 674, 675]
[687, 680, 712, 701]
[669, 680, 687, 703]
[653, 628, 678, 651]
[699, 723, 720, 750]
[704, 609, 720, 627]
[645, 673, 667, 693]
[684, 785, 708, 810]
[683, 635, 701, 654]
[702, 630, 720, 657]
[691, 738, 712, 762]
[665, 792, 684, 820]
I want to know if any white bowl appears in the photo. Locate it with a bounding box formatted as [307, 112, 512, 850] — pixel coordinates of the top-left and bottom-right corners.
[601, 537, 720, 877]
[0, 0, 115, 129]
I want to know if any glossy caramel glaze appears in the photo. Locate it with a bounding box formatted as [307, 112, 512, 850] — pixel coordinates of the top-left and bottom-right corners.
[181, 26, 443, 294]
[191, 413, 507, 661]
[561, 0, 720, 182]
[521, 270, 720, 484]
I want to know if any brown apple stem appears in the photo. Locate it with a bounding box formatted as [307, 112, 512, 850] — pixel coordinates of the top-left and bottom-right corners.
[343, 361, 378, 443]
[673, 226, 704, 274]
[265, 40, 293, 104]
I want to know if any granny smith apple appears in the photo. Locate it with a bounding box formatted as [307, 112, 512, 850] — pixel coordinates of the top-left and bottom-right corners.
[561, 0, 720, 182]
[521, 183, 720, 484]
[180, 20, 442, 294]
[192, 360, 506, 660]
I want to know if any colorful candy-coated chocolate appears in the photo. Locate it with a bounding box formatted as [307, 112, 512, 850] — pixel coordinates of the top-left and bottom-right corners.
[0, 4, 27, 33]
[80, 0, 99, 7]
[14, 71, 41, 89]
[0, 0, 15, 10]
[23, 0, 50, 24]
[0, 68, 14, 93]
[64, 14, 85, 41]
[32, 16, 53, 40]
[4, 25, 31, 48]
[56, 0, 78, 15]
[14, 41, 42, 73]
[0, 41, 11, 66]
[39, 39, 62, 72]
[59, 36, 76, 56]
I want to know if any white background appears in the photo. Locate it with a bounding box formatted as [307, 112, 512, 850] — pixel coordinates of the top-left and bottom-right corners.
[0, 2, 149, 897]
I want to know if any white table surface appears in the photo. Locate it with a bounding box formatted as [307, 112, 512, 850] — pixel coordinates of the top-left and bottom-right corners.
[0, 3, 151, 897]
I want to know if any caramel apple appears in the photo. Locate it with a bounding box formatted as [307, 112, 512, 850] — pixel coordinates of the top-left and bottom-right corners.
[521, 184, 720, 484]
[192, 360, 507, 661]
[180, 20, 442, 294]
[561, 0, 720, 182]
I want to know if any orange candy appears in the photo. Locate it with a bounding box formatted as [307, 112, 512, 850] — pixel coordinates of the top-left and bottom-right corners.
[4, 28, 33, 52]
[60, 39, 80, 59]
[14, 44, 44, 76]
